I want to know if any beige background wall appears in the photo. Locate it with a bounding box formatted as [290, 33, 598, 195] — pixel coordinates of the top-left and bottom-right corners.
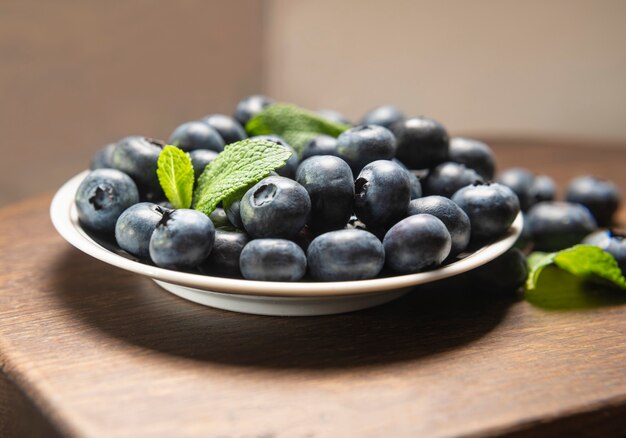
[264, 0, 626, 141]
[0, 1, 263, 206]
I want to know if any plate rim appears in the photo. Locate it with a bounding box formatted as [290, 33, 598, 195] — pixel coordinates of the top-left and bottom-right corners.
[50, 170, 523, 298]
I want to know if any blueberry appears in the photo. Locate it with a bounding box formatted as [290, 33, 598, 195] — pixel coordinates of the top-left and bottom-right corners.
[394, 117, 449, 170]
[75, 169, 139, 234]
[251, 135, 298, 179]
[239, 239, 306, 281]
[451, 183, 520, 243]
[301, 135, 339, 160]
[168, 121, 225, 152]
[307, 229, 385, 281]
[208, 207, 231, 228]
[383, 214, 451, 273]
[149, 209, 215, 269]
[526, 201, 597, 251]
[407, 196, 471, 256]
[565, 176, 621, 226]
[90, 143, 116, 170]
[115, 202, 165, 259]
[354, 160, 411, 232]
[496, 168, 535, 211]
[336, 125, 396, 174]
[240, 176, 311, 239]
[424, 162, 484, 198]
[111, 136, 164, 196]
[448, 137, 495, 180]
[224, 198, 244, 229]
[296, 155, 354, 232]
[234, 94, 274, 126]
[359, 105, 405, 130]
[318, 109, 352, 125]
[470, 248, 528, 293]
[200, 114, 247, 145]
[392, 158, 422, 199]
[528, 175, 556, 206]
[582, 230, 626, 273]
[200, 228, 251, 277]
[189, 149, 219, 180]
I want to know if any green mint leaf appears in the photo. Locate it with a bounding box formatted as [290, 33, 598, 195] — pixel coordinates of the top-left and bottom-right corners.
[156, 145, 194, 209]
[245, 103, 350, 154]
[526, 245, 626, 291]
[193, 139, 292, 216]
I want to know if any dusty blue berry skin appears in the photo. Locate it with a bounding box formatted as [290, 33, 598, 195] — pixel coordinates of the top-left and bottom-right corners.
[383, 214, 451, 273]
[90, 143, 116, 170]
[111, 136, 164, 196]
[449, 137, 496, 180]
[301, 135, 339, 160]
[296, 155, 355, 232]
[115, 202, 165, 259]
[408, 196, 471, 256]
[149, 209, 215, 269]
[307, 229, 385, 281]
[354, 160, 411, 232]
[208, 207, 231, 228]
[496, 168, 535, 211]
[336, 125, 396, 174]
[424, 162, 484, 198]
[189, 149, 219, 180]
[168, 121, 225, 152]
[565, 176, 621, 226]
[392, 159, 422, 199]
[528, 175, 556, 206]
[452, 183, 520, 243]
[201, 228, 251, 277]
[526, 201, 597, 252]
[317, 109, 352, 126]
[394, 117, 449, 170]
[75, 169, 139, 234]
[251, 135, 299, 179]
[200, 114, 247, 145]
[471, 248, 528, 293]
[239, 239, 306, 281]
[234, 94, 274, 126]
[359, 105, 405, 131]
[240, 176, 311, 239]
[224, 199, 244, 229]
[583, 230, 626, 273]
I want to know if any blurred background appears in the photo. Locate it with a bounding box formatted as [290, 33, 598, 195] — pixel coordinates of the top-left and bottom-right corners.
[1, 0, 625, 206]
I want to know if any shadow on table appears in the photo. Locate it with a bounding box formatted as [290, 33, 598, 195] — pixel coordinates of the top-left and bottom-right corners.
[51, 249, 515, 370]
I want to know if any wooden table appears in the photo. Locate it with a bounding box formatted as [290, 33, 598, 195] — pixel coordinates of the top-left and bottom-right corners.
[1, 139, 625, 437]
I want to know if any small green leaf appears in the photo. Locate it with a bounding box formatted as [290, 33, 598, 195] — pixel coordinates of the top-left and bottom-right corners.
[245, 103, 350, 154]
[526, 245, 626, 291]
[157, 145, 194, 209]
[193, 139, 292, 216]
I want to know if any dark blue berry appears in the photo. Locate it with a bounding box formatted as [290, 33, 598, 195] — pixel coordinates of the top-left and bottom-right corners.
[115, 202, 165, 259]
[359, 105, 405, 130]
[394, 117, 449, 170]
[201, 228, 251, 277]
[301, 135, 339, 160]
[239, 239, 306, 281]
[200, 114, 247, 145]
[526, 201, 597, 251]
[307, 229, 384, 281]
[449, 137, 495, 180]
[296, 155, 354, 232]
[75, 169, 139, 234]
[234, 94, 273, 126]
[251, 135, 298, 179]
[424, 162, 484, 198]
[565, 176, 621, 226]
[336, 125, 396, 174]
[383, 214, 451, 273]
[240, 176, 311, 239]
[90, 143, 116, 170]
[189, 149, 219, 180]
[168, 121, 224, 152]
[149, 209, 215, 269]
[111, 136, 164, 196]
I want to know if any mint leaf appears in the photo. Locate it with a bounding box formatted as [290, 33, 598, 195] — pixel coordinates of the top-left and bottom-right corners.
[245, 103, 350, 154]
[193, 139, 292, 215]
[526, 245, 626, 291]
[157, 145, 194, 209]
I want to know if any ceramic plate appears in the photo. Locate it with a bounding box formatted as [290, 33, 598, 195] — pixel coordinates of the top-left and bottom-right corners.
[51, 171, 523, 316]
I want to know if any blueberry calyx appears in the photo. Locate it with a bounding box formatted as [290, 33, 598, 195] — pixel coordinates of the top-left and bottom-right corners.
[89, 186, 113, 210]
[253, 183, 278, 206]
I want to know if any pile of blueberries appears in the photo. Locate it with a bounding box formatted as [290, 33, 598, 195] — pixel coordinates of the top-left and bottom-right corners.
[75, 95, 623, 286]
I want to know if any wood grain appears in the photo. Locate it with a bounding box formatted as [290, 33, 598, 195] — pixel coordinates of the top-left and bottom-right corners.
[1, 139, 626, 437]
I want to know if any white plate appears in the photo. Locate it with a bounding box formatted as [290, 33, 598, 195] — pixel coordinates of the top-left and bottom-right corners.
[51, 171, 523, 316]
